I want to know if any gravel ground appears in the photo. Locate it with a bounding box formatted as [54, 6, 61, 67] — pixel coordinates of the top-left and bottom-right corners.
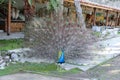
[66, 55, 120, 80]
[87, 55, 120, 80]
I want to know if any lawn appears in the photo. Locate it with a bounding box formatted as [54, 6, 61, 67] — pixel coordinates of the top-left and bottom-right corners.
[0, 39, 81, 76]
[0, 39, 23, 51]
[0, 62, 81, 76]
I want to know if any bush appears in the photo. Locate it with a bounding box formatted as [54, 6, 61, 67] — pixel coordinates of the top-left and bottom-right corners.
[24, 16, 97, 61]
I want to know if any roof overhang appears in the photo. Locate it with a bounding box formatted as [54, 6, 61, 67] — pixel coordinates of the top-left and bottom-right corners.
[64, 0, 120, 12]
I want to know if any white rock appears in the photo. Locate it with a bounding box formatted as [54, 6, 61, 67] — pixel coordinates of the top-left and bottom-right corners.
[4, 56, 10, 64]
[11, 53, 19, 62]
[92, 26, 107, 32]
[8, 48, 31, 53]
[0, 62, 6, 70]
[92, 26, 102, 32]
[4, 56, 10, 60]
[0, 56, 4, 63]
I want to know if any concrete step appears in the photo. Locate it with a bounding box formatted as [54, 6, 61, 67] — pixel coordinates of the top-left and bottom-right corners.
[0, 32, 24, 40]
[0, 30, 4, 33]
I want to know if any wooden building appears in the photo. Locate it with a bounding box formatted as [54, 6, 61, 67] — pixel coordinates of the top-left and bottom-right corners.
[64, 0, 120, 28]
[1, 0, 120, 35]
[0, 0, 25, 35]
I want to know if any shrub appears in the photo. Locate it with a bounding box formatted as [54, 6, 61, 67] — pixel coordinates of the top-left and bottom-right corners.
[24, 16, 97, 61]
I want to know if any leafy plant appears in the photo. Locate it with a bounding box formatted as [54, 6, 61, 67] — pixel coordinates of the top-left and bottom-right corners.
[0, 0, 4, 4]
[28, 0, 33, 6]
[0, 0, 16, 4]
[92, 32, 101, 38]
[47, 0, 59, 12]
[117, 31, 120, 35]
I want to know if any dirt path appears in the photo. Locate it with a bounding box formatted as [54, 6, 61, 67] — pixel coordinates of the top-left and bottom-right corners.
[66, 55, 120, 80]
[87, 55, 120, 80]
[0, 73, 71, 80]
[0, 73, 91, 80]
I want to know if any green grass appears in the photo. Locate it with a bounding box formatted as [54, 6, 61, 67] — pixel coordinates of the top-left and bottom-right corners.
[92, 32, 101, 38]
[118, 31, 120, 35]
[0, 62, 81, 76]
[57, 68, 81, 75]
[0, 39, 23, 51]
[0, 62, 57, 76]
[0, 39, 81, 76]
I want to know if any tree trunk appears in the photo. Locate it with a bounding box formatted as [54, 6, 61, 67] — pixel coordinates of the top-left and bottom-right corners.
[56, 0, 63, 19]
[74, 0, 86, 31]
[23, 0, 35, 43]
[24, 0, 35, 21]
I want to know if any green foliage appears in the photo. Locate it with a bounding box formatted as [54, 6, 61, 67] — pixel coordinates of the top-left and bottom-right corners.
[0, 39, 23, 51]
[47, 0, 59, 12]
[92, 32, 101, 38]
[0, 0, 16, 4]
[0, 0, 4, 4]
[117, 31, 120, 35]
[27, 0, 60, 12]
[28, 0, 33, 6]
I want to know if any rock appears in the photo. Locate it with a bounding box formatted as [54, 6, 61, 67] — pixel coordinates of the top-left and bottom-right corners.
[92, 26, 102, 32]
[11, 52, 19, 62]
[0, 56, 3, 63]
[101, 28, 119, 38]
[4, 56, 11, 66]
[0, 62, 6, 69]
[0, 56, 6, 69]
[92, 26, 106, 32]
[4, 56, 10, 61]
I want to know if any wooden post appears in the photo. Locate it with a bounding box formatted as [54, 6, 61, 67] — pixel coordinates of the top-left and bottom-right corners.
[67, 8, 70, 16]
[118, 15, 120, 26]
[116, 12, 119, 27]
[106, 10, 109, 26]
[7, 0, 11, 35]
[93, 8, 96, 26]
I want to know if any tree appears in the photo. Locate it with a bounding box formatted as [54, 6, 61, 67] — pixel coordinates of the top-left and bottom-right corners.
[74, 0, 86, 31]
[23, 1, 95, 61]
[56, 0, 63, 19]
[24, 0, 35, 21]
[24, 0, 64, 41]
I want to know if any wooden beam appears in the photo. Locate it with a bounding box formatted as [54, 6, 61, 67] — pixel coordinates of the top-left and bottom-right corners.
[67, 8, 70, 16]
[106, 10, 109, 26]
[93, 8, 96, 26]
[64, 0, 120, 12]
[116, 12, 119, 26]
[118, 15, 120, 26]
[7, 0, 11, 35]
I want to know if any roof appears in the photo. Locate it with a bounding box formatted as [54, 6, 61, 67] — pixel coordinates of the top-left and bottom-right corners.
[64, 0, 120, 12]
